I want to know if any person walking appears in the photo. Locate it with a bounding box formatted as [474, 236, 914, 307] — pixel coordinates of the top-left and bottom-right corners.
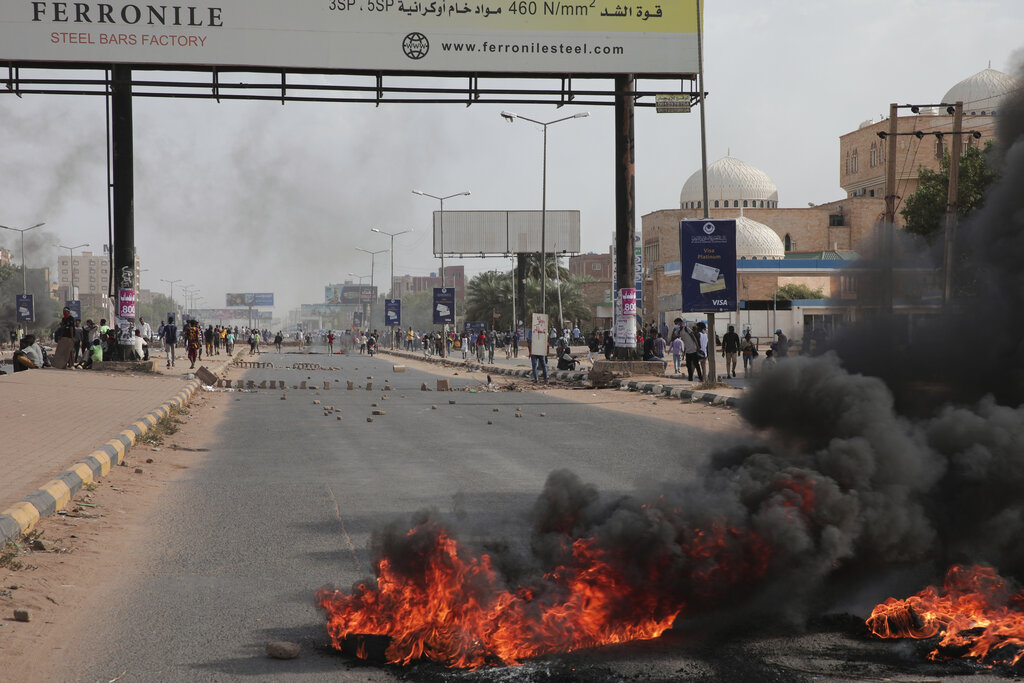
[530, 334, 549, 383]
[602, 330, 615, 360]
[160, 315, 178, 368]
[740, 331, 758, 378]
[721, 325, 741, 378]
[682, 323, 703, 382]
[586, 331, 600, 367]
[185, 320, 202, 368]
[669, 334, 684, 375]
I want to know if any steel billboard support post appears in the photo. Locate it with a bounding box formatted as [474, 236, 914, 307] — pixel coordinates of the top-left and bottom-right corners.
[371, 227, 412, 349]
[612, 75, 636, 361]
[111, 64, 135, 322]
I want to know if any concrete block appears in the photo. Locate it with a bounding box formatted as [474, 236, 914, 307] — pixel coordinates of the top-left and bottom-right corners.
[347, 381, 354, 390]
[323, 381, 330, 390]
[195, 366, 218, 386]
[300, 381, 307, 390]
[436, 378, 450, 391]
[258, 380, 267, 389]
[366, 382, 373, 390]
[372, 409, 386, 415]
[236, 380, 245, 389]
[393, 365, 406, 372]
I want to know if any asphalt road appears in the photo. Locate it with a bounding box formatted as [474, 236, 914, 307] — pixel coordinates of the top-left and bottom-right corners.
[59, 352, 742, 683]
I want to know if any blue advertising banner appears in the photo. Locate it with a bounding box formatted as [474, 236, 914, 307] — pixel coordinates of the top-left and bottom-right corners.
[463, 321, 487, 334]
[65, 300, 82, 320]
[384, 299, 401, 327]
[433, 288, 455, 325]
[679, 219, 738, 313]
[16, 294, 33, 322]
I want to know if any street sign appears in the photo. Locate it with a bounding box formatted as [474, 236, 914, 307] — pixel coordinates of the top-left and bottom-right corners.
[679, 220, 738, 313]
[656, 94, 692, 113]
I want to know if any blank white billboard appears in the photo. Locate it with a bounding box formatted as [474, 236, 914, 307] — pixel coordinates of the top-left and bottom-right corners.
[432, 210, 580, 255]
[0, 1, 700, 74]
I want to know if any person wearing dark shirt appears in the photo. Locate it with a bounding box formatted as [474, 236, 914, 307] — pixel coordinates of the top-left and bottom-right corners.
[721, 325, 741, 378]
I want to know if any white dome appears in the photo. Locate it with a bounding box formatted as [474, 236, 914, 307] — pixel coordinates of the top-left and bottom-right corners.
[736, 216, 785, 259]
[680, 156, 779, 209]
[942, 67, 1020, 115]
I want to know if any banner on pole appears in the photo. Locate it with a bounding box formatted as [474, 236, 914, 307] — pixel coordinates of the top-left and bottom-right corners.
[679, 220, 738, 313]
[16, 294, 33, 322]
[433, 288, 455, 325]
[384, 299, 401, 327]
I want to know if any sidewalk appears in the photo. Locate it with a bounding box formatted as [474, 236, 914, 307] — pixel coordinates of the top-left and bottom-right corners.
[0, 356, 231, 544]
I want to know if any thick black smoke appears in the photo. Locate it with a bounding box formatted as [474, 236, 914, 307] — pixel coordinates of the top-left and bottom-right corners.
[332, 63, 1024, 652]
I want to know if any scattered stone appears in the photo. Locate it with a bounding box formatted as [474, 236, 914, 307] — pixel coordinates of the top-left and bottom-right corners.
[393, 365, 406, 372]
[366, 376, 372, 380]
[366, 417, 374, 422]
[13, 608, 31, 622]
[493, 408, 499, 412]
[324, 381, 331, 390]
[436, 378, 450, 392]
[266, 641, 300, 659]
[371, 402, 378, 407]
[135, 468, 144, 474]
[146, 458, 154, 464]
[313, 400, 321, 405]
[300, 381, 307, 390]
[487, 420, 493, 425]
[421, 383, 431, 391]
[539, 412, 546, 417]
[372, 409, 387, 416]
[383, 384, 392, 391]
[515, 412, 523, 418]
[280, 395, 287, 400]
[431, 405, 438, 410]
[448, 399, 456, 405]
[366, 382, 373, 391]
[337, 416, 343, 421]
[347, 381, 354, 390]
[31, 539, 51, 552]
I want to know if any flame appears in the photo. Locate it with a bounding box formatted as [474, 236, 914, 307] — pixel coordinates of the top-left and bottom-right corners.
[317, 518, 771, 668]
[866, 564, 1024, 667]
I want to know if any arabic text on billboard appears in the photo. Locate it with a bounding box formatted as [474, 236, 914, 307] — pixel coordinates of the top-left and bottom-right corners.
[679, 219, 737, 313]
[1, 1, 700, 75]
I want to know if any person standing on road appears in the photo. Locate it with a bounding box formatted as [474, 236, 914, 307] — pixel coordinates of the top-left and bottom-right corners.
[204, 325, 215, 357]
[139, 316, 153, 345]
[721, 325, 741, 378]
[682, 323, 703, 382]
[276, 330, 285, 353]
[225, 328, 235, 355]
[160, 315, 178, 368]
[586, 331, 600, 367]
[772, 329, 789, 358]
[696, 321, 709, 380]
[326, 330, 335, 354]
[602, 330, 615, 360]
[669, 334, 684, 375]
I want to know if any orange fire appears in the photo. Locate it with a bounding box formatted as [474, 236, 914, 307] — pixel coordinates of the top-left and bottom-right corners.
[317, 519, 771, 668]
[867, 564, 1024, 667]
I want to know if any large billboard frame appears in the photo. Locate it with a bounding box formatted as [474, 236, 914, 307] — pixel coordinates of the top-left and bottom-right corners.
[1, 1, 701, 79]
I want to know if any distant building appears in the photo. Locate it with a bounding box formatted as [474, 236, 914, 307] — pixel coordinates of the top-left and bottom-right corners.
[393, 265, 466, 302]
[56, 249, 141, 302]
[640, 65, 1018, 340]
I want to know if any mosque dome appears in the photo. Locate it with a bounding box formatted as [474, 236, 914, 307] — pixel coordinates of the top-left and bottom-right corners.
[680, 155, 780, 210]
[942, 67, 1020, 115]
[736, 215, 785, 259]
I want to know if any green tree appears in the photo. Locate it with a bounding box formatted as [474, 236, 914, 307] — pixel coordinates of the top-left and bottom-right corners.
[137, 293, 176, 326]
[776, 283, 825, 300]
[901, 142, 998, 238]
[464, 270, 511, 327]
[465, 268, 591, 331]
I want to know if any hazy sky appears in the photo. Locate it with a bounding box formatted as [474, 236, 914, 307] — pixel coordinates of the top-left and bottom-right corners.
[1, 0, 1022, 316]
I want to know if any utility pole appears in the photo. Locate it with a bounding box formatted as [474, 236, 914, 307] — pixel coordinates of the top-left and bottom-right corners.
[943, 101, 963, 306]
[881, 102, 898, 316]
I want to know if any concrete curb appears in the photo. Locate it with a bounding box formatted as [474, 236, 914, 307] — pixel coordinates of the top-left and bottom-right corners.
[0, 378, 202, 546]
[379, 349, 743, 408]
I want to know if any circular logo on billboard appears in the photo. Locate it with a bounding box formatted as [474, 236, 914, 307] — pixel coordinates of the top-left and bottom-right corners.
[403, 32, 429, 60]
[703, 222, 716, 235]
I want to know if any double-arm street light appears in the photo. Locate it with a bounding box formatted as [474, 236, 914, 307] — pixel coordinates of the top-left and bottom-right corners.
[372, 228, 414, 348]
[0, 221, 46, 294]
[411, 190, 470, 288]
[355, 247, 387, 329]
[160, 278, 181, 318]
[55, 242, 89, 300]
[500, 110, 588, 319]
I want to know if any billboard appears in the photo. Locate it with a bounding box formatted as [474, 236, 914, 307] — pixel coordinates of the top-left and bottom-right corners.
[325, 284, 377, 305]
[0, 1, 700, 75]
[431, 210, 581, 256]
[226, 292, 274, 307]
[679, 219, 737, 313]
[191, 308, 261, 320]
[384, 299, 401, 327]
[433, 288, 455, 325]
[118, 288, 136, 318]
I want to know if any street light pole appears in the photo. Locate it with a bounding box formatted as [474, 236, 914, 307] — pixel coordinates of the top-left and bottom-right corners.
[371, 227, 413, 348]
[0, 221, 46, 294]
[356, 247, 387, 332]
[500, 111, 588, 320]
[348, 272, 370, 329]
[55, 243, 89, 300]
[412, 190, 470, 358]
[160, 278, 181, 318]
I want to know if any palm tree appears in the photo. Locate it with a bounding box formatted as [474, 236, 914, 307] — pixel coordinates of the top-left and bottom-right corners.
[465, 268, 591, 331]
[465, 270, 513, 328]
